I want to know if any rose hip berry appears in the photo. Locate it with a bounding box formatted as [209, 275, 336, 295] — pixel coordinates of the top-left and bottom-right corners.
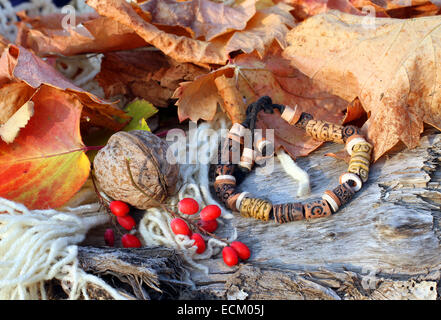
[104, 228, 115, 247]
[199, 205, 221, 221]
[109, 201, 130, 217]
[230, 241, 251, 260]
[117, 215, 136, 230]
[178, 198, 199, 215]
[222, 246, 239, 267]
[190, 233, 206, 254]
[197, 219, 218, 233]
[121, 234, 142, 248]
[170, 218, 192, 236]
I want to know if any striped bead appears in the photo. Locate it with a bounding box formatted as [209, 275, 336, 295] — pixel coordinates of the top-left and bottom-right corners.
[273, 203, 304, 223]
[348, 141, 372, 183]
[240, 198, 272, 221]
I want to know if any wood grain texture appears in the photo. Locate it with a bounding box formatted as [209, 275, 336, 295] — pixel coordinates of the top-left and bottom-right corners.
[188, 131, 441, 300]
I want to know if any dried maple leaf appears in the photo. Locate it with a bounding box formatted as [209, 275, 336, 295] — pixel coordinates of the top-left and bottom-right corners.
[283, 11, 441, 161]
[0, 44, 128, 133]
[0, 85, 90, 209]
[173, 44, 349, 158]
[95, 49, 207, 107]
[274, 0, 365, 20]
[16, 11, 148, 57]
[137, 0, 257, 40]
[86, 0, 295, 67]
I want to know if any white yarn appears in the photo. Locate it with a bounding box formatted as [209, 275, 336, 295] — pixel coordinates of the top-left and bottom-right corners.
[277, 148, 311, 197]
[0, 198, 131, 300]
[139, 113, 238, 274]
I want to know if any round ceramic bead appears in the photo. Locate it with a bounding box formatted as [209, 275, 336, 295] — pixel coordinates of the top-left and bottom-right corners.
[339, 172, 362, 192]
[345, 135, 367, 155]
[322, 193, 339, 213]
[215, 175, 236, 183]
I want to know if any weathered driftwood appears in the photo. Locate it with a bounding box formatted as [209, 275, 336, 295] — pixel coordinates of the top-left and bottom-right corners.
[186, 130, 441, 300]
[74, 246, 190, 300]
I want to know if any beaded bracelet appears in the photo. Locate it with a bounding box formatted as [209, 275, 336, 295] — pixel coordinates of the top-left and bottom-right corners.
[212, 96, 372, 224]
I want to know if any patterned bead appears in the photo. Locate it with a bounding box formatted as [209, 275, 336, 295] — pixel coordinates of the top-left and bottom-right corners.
[342, 125, 360, 142]
[345, 135, 366, 155]
[214, 184, 236, 205]
[332, 182, 355, 206]
[348, 141, 372, 183]
[304, 200, 332, 219]
[305, 120, 345, 144]
[240, 198, 273, 221]
[273, 203, 304, 223]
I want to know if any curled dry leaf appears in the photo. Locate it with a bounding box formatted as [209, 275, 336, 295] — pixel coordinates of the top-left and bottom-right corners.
[86, 0, 295, 67]
[138, 0, 257, 40]
[173, 44, 349, 159]
[283, 11, 441, 161]
[95, 48, 207, 107]
[0, 44, 128, 133]
[16, 11, 148, 57]
[0, 85, 90, 209]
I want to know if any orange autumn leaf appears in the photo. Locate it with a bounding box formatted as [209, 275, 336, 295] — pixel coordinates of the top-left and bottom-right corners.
[283, 11, 441, 161]
[0, 44, 128, 133]
[16, 11, 148, 57]
[0, 85, 90, 209]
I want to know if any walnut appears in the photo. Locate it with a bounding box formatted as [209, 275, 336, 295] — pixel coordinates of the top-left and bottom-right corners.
[93, 130, 180, 209]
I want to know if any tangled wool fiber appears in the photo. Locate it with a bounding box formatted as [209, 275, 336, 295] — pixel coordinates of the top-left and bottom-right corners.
[139, 114, 238, 274]
[0, 198, 129, 300]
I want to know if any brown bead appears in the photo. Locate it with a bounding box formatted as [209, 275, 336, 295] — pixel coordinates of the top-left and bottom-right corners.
[324, 190, 342, 207]
[342, 125, 360, 142]
[214, 184, 236, 205]
[304, 200, 332, 219]
[295, 112, 314, 128]
[214, 179, 236, 189]
[273, 203, 304, 223]
[332, 182, 355, 206]
[226, 193, 240, 211]
[215, 164, 236, 176]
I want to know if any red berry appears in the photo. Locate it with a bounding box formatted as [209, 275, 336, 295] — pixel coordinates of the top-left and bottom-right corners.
[200, 205, 221, 221]
[170, 218, 192, 236]
[117, 215, 136, 230]
[121, 234, 142, 248]
[197, 219, 218, 233]
[104, 228, 115, 247]
[109, 201, 130, 217]
[230, 241, 251, 260]
[190, 233, 206, 254]
[222, 246, 239, 267]
[178, 198, 199, 215]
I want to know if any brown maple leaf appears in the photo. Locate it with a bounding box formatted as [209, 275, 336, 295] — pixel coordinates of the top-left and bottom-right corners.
[86, 0, 295, 67]
[0, 44, 128, 142]
[95, 48, 208, 107]
[283, 10, 441, 161]
[16, 11, 148, 57]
